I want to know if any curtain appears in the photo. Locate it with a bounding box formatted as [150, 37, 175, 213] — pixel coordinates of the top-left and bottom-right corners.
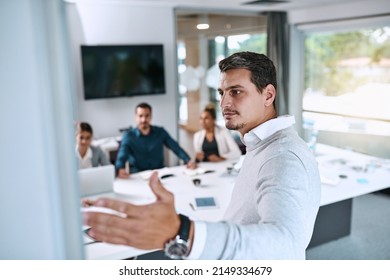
[266, 12, 290, 115]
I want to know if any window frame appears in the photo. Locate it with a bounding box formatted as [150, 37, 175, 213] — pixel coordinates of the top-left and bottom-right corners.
[290, 15, 390, 157]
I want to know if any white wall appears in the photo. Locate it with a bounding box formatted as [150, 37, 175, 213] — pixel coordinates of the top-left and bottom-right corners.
[66, 2, 178, 140]
[0, 0, 83, 259]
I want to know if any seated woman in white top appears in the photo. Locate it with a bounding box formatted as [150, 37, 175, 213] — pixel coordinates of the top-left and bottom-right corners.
[75, 122, 110, 169]
[193, 104, 242, 162]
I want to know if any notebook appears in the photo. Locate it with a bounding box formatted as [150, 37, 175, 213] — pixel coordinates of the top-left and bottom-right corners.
[78, 165, 115, 197]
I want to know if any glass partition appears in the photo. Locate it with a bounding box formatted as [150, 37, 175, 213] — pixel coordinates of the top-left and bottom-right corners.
[176, 12, 267, 129]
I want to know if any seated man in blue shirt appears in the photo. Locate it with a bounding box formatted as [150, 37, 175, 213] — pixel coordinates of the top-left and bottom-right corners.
[116, 102, 196, 178]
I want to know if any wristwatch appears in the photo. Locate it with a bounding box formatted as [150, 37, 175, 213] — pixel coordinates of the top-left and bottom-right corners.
[164, 214, 191, 259]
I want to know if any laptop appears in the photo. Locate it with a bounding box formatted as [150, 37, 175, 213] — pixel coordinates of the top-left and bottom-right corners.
[78, 165, 115, 197]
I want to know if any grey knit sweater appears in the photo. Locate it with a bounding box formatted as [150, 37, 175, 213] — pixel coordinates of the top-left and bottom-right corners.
[199, 126, 321, 259]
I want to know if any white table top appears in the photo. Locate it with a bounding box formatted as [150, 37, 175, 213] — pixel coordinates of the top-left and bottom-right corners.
[84, 144, 390, 259]
[84, 160, 237, 260]
[315, 143, 390, 206]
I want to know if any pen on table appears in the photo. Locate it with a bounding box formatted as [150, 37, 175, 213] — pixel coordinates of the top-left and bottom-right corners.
[189, 202, 195, 211]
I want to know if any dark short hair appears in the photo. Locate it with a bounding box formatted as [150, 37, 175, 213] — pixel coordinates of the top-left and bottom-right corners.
[77, 122, 93, 135]
[204, 103, 216, 120]
[135, 102, 152, 113]
[218, 52, 277, 93]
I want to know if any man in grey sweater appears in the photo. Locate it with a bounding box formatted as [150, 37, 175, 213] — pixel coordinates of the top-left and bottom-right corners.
[83, 52, 321, 260]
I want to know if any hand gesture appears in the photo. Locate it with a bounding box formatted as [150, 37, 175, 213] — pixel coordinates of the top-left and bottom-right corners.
[83, 172, 180, 250]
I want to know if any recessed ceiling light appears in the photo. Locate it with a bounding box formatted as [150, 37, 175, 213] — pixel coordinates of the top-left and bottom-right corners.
[197, 14, 209, 30]
[197, 23, 210, 30]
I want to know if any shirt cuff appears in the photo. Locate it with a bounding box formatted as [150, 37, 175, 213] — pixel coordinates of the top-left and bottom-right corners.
[186, 221, 207, 259]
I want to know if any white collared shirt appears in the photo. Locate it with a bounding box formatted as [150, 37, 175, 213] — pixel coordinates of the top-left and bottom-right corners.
[76, 145, 93, 169]
[186, 115, 296, 260]
[242, 115, 296, 147]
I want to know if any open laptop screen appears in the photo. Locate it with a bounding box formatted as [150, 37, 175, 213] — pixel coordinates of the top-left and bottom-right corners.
[78, 165, 115, 197]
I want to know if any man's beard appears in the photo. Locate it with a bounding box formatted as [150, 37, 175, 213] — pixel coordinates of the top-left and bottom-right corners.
[140, 123, 149, 129]
[222, 109, 244, 131]
[225, 121, 245, 131]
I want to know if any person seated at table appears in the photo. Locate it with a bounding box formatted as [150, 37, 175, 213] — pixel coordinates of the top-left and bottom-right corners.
[193, 104, 241, 162]
[75, 122, 110, 169]
[115, 102, 196, 178]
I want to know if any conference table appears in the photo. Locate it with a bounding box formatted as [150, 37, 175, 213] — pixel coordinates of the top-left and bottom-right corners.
[84, 143, 390, 259]
[308, 144, 390, 247]
[84, 159, 238, 260]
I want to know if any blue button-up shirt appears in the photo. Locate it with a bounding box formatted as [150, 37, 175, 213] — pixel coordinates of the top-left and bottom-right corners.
[115, 125, 191, 173]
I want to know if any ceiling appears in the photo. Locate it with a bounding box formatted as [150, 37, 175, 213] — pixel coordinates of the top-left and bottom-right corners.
[89, 0, 368, 13]
[176, 13, 267, 40]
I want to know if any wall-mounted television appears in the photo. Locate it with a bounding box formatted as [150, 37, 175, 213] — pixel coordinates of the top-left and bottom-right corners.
[80, 44, 165, 100]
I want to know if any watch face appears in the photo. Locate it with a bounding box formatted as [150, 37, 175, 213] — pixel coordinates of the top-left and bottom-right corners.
[165, 239, 189, 259]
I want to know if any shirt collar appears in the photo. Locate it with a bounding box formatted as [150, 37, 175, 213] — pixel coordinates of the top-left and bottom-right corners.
[134, 126, 153, 137]
[242, 115, 296, 147]
[134, 127, 141, 137]
[75, 145, 93, 160]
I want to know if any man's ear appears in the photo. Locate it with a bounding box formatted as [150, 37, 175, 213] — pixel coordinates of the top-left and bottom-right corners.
[264, 84, 276, 107]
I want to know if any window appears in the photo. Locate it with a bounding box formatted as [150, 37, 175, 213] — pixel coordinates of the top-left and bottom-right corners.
[303, 25, 390, 138]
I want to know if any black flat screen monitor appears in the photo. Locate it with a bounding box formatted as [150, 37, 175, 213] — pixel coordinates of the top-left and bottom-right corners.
[81, 44, 165, 100]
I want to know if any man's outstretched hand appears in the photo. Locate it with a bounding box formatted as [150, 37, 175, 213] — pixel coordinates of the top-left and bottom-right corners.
[83, 171, 180, 250]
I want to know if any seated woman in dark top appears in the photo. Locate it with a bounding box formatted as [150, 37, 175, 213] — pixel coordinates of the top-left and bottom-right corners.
[193, 104, 241, 162]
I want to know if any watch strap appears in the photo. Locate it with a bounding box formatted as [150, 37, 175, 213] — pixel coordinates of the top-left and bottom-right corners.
[177, 214, 190, 242]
